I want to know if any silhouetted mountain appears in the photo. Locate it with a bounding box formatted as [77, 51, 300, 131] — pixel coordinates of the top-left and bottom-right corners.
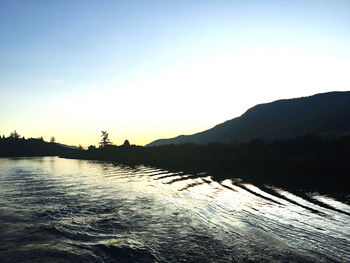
[56, 143, 79, 150]
[147, 91, 350, 146]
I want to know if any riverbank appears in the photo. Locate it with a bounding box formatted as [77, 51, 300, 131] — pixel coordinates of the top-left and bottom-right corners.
[2, 134, 349, 195]
[59, 135, 350, 196]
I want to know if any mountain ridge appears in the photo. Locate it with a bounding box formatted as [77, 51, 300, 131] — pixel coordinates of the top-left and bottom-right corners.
[146, 91, 350, 146]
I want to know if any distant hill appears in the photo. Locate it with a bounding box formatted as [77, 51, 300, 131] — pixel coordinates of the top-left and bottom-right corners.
[147, 91, 350, 146]
[56, 143, 79, 150]
[0, 137, 76, 157]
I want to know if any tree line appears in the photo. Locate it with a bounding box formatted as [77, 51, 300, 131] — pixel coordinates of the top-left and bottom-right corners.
[0, 131, 71, 157]
[2, 130, 350, 194]
[0, 130, 56, 143]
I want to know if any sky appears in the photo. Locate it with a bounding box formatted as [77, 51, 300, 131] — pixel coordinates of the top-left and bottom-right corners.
[1, 0, 350, 146]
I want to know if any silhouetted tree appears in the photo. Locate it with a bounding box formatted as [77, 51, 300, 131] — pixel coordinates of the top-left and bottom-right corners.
[50, 136, 56, 143]
[78, 144, 84, 150]
[123, 139, 130, 147]
[9, 130, 20, 139]
[88, 145, 96, 150]
[99, 131, 112, 148]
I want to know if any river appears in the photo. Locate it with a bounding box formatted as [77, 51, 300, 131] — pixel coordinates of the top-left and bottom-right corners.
[0, 157, 349, 262]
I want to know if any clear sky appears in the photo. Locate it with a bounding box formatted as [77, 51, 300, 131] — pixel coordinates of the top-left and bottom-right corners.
[1, 0, 350, 146]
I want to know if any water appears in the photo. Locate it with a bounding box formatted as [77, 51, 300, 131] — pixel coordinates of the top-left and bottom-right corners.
[0, 157, 349, 262]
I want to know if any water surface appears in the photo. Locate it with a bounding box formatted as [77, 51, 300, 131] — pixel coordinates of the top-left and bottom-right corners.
[0, 157, 349, 262]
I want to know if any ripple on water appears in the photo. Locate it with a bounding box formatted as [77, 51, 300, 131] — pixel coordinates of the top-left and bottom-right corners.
[0, 157, 349, 263]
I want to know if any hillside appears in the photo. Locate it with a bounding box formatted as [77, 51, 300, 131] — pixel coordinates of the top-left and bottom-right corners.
[0, 137, 76, 157]
[147, 91, 350, 146]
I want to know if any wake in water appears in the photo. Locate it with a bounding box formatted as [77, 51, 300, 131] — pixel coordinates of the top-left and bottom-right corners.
[0, 157, 349, 262]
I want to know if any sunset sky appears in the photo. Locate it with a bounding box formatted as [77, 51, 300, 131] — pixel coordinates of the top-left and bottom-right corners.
[1, 0, 350, 146]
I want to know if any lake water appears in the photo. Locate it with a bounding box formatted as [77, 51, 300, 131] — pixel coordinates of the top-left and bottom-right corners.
[0, 157, 349, 262]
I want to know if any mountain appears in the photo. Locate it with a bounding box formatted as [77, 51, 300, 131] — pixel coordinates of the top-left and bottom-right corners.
[56, 143, 79, 150]
[146, 91, 350, 146]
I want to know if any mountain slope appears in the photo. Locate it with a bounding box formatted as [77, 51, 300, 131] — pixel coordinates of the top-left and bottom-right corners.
[146, 91, 350, 146]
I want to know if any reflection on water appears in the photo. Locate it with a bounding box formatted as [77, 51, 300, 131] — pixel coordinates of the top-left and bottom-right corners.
[0, 157, 349, 262]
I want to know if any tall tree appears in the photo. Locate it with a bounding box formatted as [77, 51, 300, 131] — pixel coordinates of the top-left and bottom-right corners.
[99, 131, 112, 148]
[9, 130, 20, 139]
